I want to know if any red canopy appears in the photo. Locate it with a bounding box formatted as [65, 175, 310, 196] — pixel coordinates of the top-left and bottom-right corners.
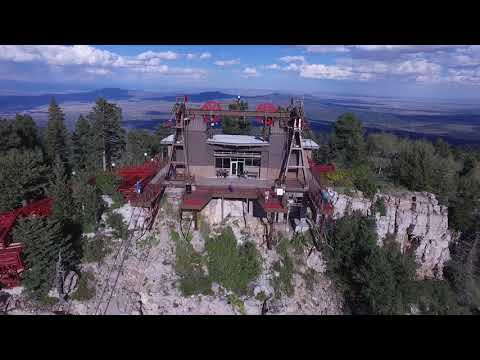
[201, 101, 223, 123]
[255, 103, 278, 126]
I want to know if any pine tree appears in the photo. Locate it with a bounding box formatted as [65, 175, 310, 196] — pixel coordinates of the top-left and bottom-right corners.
[12, 216, 66, 300]
[221, 100, 251, 135]
[48, 157, 75, 222]
[71, 115, 93, 171]
[14, 114, 40, 150]
[0, 114, 40, 152]
[44, 98, 71, 167]
[87, 98, 126, 171]
[0, 149, 49, 212]
[331, 113, 366, 167]
[71, 170, 103, 232]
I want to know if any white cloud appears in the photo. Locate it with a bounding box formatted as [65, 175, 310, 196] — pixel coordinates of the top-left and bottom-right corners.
[136, 50, 179, 61]
[263, 63, 280, 70]
[279, 55, 306, 63]
[0, 45, 125, 67]
[299, 64, 354, 80]
[352, 45, 464, 53]
[186, 52, 212, 60]
[300, 45, 349, 53]
[85, 68, 113, 75]
[0, 45, 207, 80]
[214, 58, 240, 66]
[242, 67, 260, 78]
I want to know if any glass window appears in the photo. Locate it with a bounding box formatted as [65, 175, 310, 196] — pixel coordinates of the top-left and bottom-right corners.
[223, 158, 230, 168]
[253, 158, 261, 167]
[245, 158, 252, 166]
[215, 158, 222, 168]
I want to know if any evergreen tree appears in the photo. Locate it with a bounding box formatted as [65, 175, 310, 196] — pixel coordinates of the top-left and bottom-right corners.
[44, 98, 71, 167]
[87, 98, 126, 171]
[125, 129, 162, 166]
[0, 114, 40, 152]
[0, 149, 49, 212]
[330, 113, 366, 167]
[444, 225, 480, 313]
[71, 115, 93, 171]
[221, 100, 251, 135]
[71, 170, 103, 232]
[48, 157, 75, 222]
[392, 139, 437, 191]
[366, 132, 401, 178]
[12, 216, 67, 300]
[324, 211, 418, 314]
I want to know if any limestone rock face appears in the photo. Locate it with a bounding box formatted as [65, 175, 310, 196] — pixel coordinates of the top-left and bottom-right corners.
[329, 189, 456, 279]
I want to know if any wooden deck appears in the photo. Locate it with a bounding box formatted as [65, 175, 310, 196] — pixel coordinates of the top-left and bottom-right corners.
[181, 185, 286, 213]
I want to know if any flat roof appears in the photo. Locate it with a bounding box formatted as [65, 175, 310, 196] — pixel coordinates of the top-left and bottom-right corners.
[206, 134, 269, 147]
[160, 134, 175, 144]
[302, 138, 320, 150]
[160, 134, 319, 149]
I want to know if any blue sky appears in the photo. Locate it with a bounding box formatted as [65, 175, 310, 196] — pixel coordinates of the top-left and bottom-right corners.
[1, 45, 480, 99]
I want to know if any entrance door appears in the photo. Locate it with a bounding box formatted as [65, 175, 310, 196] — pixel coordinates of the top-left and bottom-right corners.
[231, 161, 238, 176]
[237, 161, 244, 176]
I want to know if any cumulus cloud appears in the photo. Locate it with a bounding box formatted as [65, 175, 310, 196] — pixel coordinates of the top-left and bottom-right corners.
[136, 50, 179, 61]
[242, 67, 260, 77]
[300, 45, 349, 53]
[279, 55, 306, 63]
[214, 58, 240, 66]
[0, 45, 208, 80]
[263, 63, 280, 70]
[267, 52, 446, 82]
[299, 64, 354, 80]
[186, 52, 212, 60]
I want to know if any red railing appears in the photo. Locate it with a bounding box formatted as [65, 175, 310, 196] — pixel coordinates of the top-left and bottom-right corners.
[0, 197, 53, 288]
[116, 159, 168, 205]
[0, 198, 53, 247]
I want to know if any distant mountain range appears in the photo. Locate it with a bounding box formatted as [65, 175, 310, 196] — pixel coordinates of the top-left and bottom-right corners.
[0, 88, 132, 112]
[145, 91, 295, 103]
[0, 88, 293, 113]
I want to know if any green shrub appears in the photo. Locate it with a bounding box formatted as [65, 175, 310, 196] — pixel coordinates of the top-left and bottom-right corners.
[205, 227, 262, 296]
[414, 280, 470, 315]
[255, 291, 268, 302]
[352, 164, 377, 199]
[82, 221, 96, 234]
[271, 238, 295, 299]
[228, 293, 246, 314]
[95, 172, 122, 195]
[71, 271, 96, 301]
[39, 296, 59, 306]
[171, 230, 212, 296]
[291, 232, 312, 255]
[326, 168, 354, 188]
[110, 191, 126, 209]
[82, 234, 113, 263]
[372, 197, 387, 216]
[106, 212, 128, 239]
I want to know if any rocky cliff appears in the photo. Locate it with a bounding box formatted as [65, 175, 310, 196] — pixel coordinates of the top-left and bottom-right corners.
[329, 189, 457, 279]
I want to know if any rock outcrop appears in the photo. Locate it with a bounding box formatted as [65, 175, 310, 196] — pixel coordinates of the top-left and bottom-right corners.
[330, 189, 457, 279]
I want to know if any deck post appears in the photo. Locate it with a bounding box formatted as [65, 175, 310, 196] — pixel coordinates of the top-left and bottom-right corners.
[221, 196, 224, 222]
[193, 211, 198, 230]
[286, 205, 290, 232]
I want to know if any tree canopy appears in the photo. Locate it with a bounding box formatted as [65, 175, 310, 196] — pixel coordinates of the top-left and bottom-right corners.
[44, 98, 71, 168]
